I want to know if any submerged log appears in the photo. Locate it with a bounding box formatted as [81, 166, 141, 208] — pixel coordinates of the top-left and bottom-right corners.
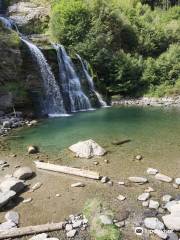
[34, 161, 100, 180]
[0, 222, 65, 239]
[112, 139, 131, 146]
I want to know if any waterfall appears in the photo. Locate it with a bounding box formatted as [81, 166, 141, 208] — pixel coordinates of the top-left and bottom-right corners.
[21, 39, 67, 117]
[76, 54, 107, 107]
[0, 16, 13, 29]
[54, 44, 92, 112]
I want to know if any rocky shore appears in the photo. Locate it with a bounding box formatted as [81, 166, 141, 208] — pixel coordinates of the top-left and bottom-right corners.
[112, 96, 180, 107]
[0, 110, 38, 137]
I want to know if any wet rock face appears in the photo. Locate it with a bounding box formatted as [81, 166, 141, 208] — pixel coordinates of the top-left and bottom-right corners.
[8, 1, 50, 34]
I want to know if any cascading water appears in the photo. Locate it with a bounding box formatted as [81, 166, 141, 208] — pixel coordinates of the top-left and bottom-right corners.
[76, 54, 107, 107]
[21, 39, 67, 117]
[54, 44, 92, 112]
[0, 16, 13, 29]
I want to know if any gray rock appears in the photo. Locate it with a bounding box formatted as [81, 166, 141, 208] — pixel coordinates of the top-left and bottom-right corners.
[138, 193, 150, 201]
[175, 178, 180, 185]
[5, 211, 19, 224]
[144, 217, 164, 230]
[13, 167, 33, 180]
[29, 233, 48, 240]
[153, 229, 168, 239]
[66, 229, 77, 238]
[155, 173, 173, 183]
[136, 155, 143, 160]
[128, 177, 148, 184]
[65, 224, 73, 231]
[162, 195, 173, 202]
[149, 200, 159, 209]
[165, 200, 180, 212]
[0, 221, 16, 231]
[28, 146, 38, 154]
[143, 209, 158, 218]
[142, 201, 149, 207]
[0, 177, 25, 193]
[101, 176, 109, 183]
[72, 220, 82, 228]
[0, 190, 16, 208]
[99, 215, 113, 225]
[167, 232, 179, 240]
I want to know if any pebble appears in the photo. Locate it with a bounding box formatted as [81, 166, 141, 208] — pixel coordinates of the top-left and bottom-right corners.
[115, 221, 125, 228]
[65, 224, 73, 231]
[93, 161, 99, 165]
[162, 195, 173, 202]
[149, 200, 159, 209]
[153, 229, 168, 239]
[72, 220, 82, 228]
[71, 182, 85, 188]
[138, 193, 150, 201]
[56, 194, 60, 197]
[142, 201, 149, 207]
[155, 173, 172, 183]
[117, 195, 126, 201]
[145, 187, 155, 193]
[175, 178, 180, 185]
[66, 229, 77, 238]
[118, 181, 125, 185]
[30, 182, 42, 192]
[128, 177, 148, 184]
[101, 176, 109, 183]
[136, 155, 143, 160]
[5, 211, 19, 225]
[144, 217, 164, 230]
[147, 168, 158, 175]
[173, 183, 179, 189]
[23, 198, 32, 203]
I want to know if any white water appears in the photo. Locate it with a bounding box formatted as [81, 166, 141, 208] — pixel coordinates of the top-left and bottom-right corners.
[54, 44, 92, 112]
[21, 39, 66, 116]
[0, 16, 13, 29]
[76, 54, 107, 107]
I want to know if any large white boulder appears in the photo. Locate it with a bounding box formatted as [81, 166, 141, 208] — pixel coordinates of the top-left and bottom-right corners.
[69, 139, 106, 158]
[0, 177, 25, 193]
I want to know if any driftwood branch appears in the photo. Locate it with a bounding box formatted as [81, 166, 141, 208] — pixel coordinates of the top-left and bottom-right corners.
[0, 222, 65, 239]
[34, 161, 100, 180]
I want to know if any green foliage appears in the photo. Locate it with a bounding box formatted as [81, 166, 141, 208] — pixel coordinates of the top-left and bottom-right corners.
[49, 0, 180, 98]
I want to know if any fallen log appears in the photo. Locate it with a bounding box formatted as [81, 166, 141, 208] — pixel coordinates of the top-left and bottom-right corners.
[0, 222, 65, 239]
[34, 161, 100, 180]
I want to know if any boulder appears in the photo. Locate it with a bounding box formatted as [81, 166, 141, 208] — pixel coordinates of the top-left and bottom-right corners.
[128, 177, 148, 184]
[13, 166, 33, 180]
[153, 229, 168, 239]
[162, 195, 173, 202]
[0, 177, 25, 193]
[0, 190, 16, 208]
[69, 139, 106, 158]
[155, 173, 172, 183]
[0, 221, 17, 231]
[66, 229, 77, 238]
[30, 233, 48, 240]
[3, 121, 11, 129]
[144, 217, 164, 230]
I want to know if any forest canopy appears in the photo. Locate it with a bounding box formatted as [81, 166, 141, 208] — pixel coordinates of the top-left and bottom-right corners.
[49, 0, 180, 97]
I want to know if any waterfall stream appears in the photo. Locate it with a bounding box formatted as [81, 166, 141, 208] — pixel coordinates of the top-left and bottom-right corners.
[76, 54, 107, 107]
[54, 44, 92, 112]
[21, 39, 67, 117]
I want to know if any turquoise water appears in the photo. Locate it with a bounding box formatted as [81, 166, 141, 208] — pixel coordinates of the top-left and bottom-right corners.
[8, 106, 180, 158]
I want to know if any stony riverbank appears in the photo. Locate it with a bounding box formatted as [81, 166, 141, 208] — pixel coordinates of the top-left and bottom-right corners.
[112, 97, 180, 107]
[0, 110, 38, 137]
[0, 139, 180, 240]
